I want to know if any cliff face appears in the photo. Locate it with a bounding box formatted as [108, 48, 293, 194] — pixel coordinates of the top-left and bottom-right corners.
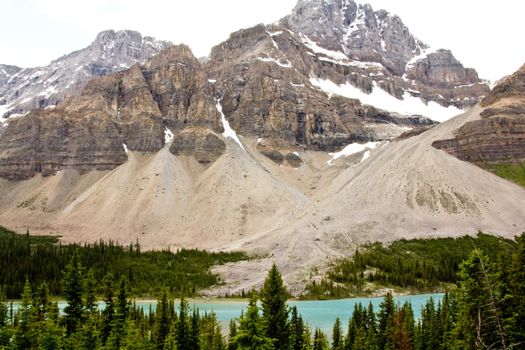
[433, 64, 525, 163]
[0, 0, 492, 180]
[0, 45, 223, 180]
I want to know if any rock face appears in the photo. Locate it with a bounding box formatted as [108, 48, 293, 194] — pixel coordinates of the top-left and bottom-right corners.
[433, 64, 525, 163]
[0, 45, 220, 180]
[0, 0, 491, 179]
[208, 24, 435, 152]
[282, 0, 489, 109]
[0, 30, 171, 118]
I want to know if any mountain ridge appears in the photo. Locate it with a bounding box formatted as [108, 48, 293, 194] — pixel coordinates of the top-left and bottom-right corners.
[0, 29, 172, 119]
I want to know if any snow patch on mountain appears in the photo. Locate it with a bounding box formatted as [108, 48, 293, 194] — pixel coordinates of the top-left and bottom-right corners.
[327, 141, 379, 165]
[216, 99, 245, 151]
[256, 56, 293, 68]
[164, 127, 174, 144]
[310, 77, 463, 122]
[300, 34, 348, 61]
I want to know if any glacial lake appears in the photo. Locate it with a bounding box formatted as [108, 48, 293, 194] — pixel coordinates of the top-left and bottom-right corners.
[5, 293, 443, 334]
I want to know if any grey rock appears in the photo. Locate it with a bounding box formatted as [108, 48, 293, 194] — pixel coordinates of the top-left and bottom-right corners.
[0, 30, 172, 118]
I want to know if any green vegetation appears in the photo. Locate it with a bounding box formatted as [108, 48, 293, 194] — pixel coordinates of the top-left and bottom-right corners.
[483, 162, 525, 187]
[0, 226, 248, 299]
[304, 233, 515, 298]
[2, 240, 525, 349]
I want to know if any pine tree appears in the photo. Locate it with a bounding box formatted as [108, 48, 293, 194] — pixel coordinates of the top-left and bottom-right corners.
[332, 317, 343, 350]
[14, 280, 34, 349]
[452, 249, 508, 349]
[260, 263, 290, 350]
[509, 233, 525, 345]
[313, 328, 329, 350]
[107, 276, 129, 349]
[290, 306, 306, 350]
[122, 320, 150, 350]
[152, 290, 170, 349]
[84, 270, 97, 315]
[231, 293, 274, 350]
[228, 319, 238, 350]
[377, 293, 395, 350]
[200, 312, 225, 350]
[175, 297, 192, 350]
[189, 308, 200, 350]
[0, 288, 11, 347]
[101, 273, 115, 344]
[79, 313, 99, 350]
[63, 251, 85, 335]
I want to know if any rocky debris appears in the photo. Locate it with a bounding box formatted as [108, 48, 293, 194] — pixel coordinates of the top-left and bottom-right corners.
[0, 30, 171, 118]
[433, 64, 525, 164]
[169, 127, 226, 164]
[260, 150, 285, 164]
[0, 64, 22, 88]
[285, 152, 303, 167]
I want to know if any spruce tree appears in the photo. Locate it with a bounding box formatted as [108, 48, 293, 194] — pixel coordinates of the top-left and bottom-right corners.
[452, 249, 508, 349]
[510, 233, 525, 345]
[63, 251, 85, 335]
[101, 273, 115, 344]
[313, 328, 329, 350]
[175, 297, 192, 350]
[189, 308, 200, 350]
[332, 317, 343, 350]
[152, 290, 170, 349]
[14, 280, 34, 350]
[84, 270, 97, 315]
[228, 319, 238, 350]
[260, 263, 290, 350]
[377, 293, 395, 350]
[231, 293, 274, 350]
[290, 306, 306, 350]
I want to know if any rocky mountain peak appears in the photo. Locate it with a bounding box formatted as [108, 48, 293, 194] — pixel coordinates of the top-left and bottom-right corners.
[0, 30, 172, 119]
[283, 0, 426, 76]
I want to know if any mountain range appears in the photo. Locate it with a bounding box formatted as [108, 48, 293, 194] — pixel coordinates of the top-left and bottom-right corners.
[0, 0, 523, 293]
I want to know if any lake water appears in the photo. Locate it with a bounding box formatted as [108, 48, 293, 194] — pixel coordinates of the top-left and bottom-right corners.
[5, 293, 442, 334]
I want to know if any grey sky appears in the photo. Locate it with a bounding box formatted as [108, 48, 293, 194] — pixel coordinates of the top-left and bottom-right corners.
[1, 0, 523, 81]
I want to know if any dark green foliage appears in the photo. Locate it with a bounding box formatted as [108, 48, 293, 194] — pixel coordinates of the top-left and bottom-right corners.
[313, 328, 329, 350]
[0, 226, 248, 299]
[2, 231, 525, 350]
[152, 290, 170, 349]
[331, 317, 342, 350]
[63, 251, 85, 335]
[260, 263, 290, 350]
[290, 306, 306, 350]
[452, 249, 509, 349]
[231, 293, 274, 350]
[305, 233, 515, 298]
[175, 297, 192, 350]
[509, 233, 525, 344]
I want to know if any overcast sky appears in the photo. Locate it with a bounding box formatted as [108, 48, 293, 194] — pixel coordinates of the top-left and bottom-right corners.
[1, 0, 523, 81]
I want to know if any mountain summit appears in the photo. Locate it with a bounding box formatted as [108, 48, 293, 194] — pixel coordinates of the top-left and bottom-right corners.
[0, 30, 172, 118]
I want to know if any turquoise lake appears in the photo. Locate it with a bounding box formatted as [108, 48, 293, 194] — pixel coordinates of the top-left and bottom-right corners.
[6, 293, 443, 334]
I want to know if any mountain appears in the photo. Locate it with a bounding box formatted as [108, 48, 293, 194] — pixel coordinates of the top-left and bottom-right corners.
[0, 30, 172, 119]
[433, 63, 525, 163]
[282, 0, 489, 109]
[0, 0, 521, 293]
